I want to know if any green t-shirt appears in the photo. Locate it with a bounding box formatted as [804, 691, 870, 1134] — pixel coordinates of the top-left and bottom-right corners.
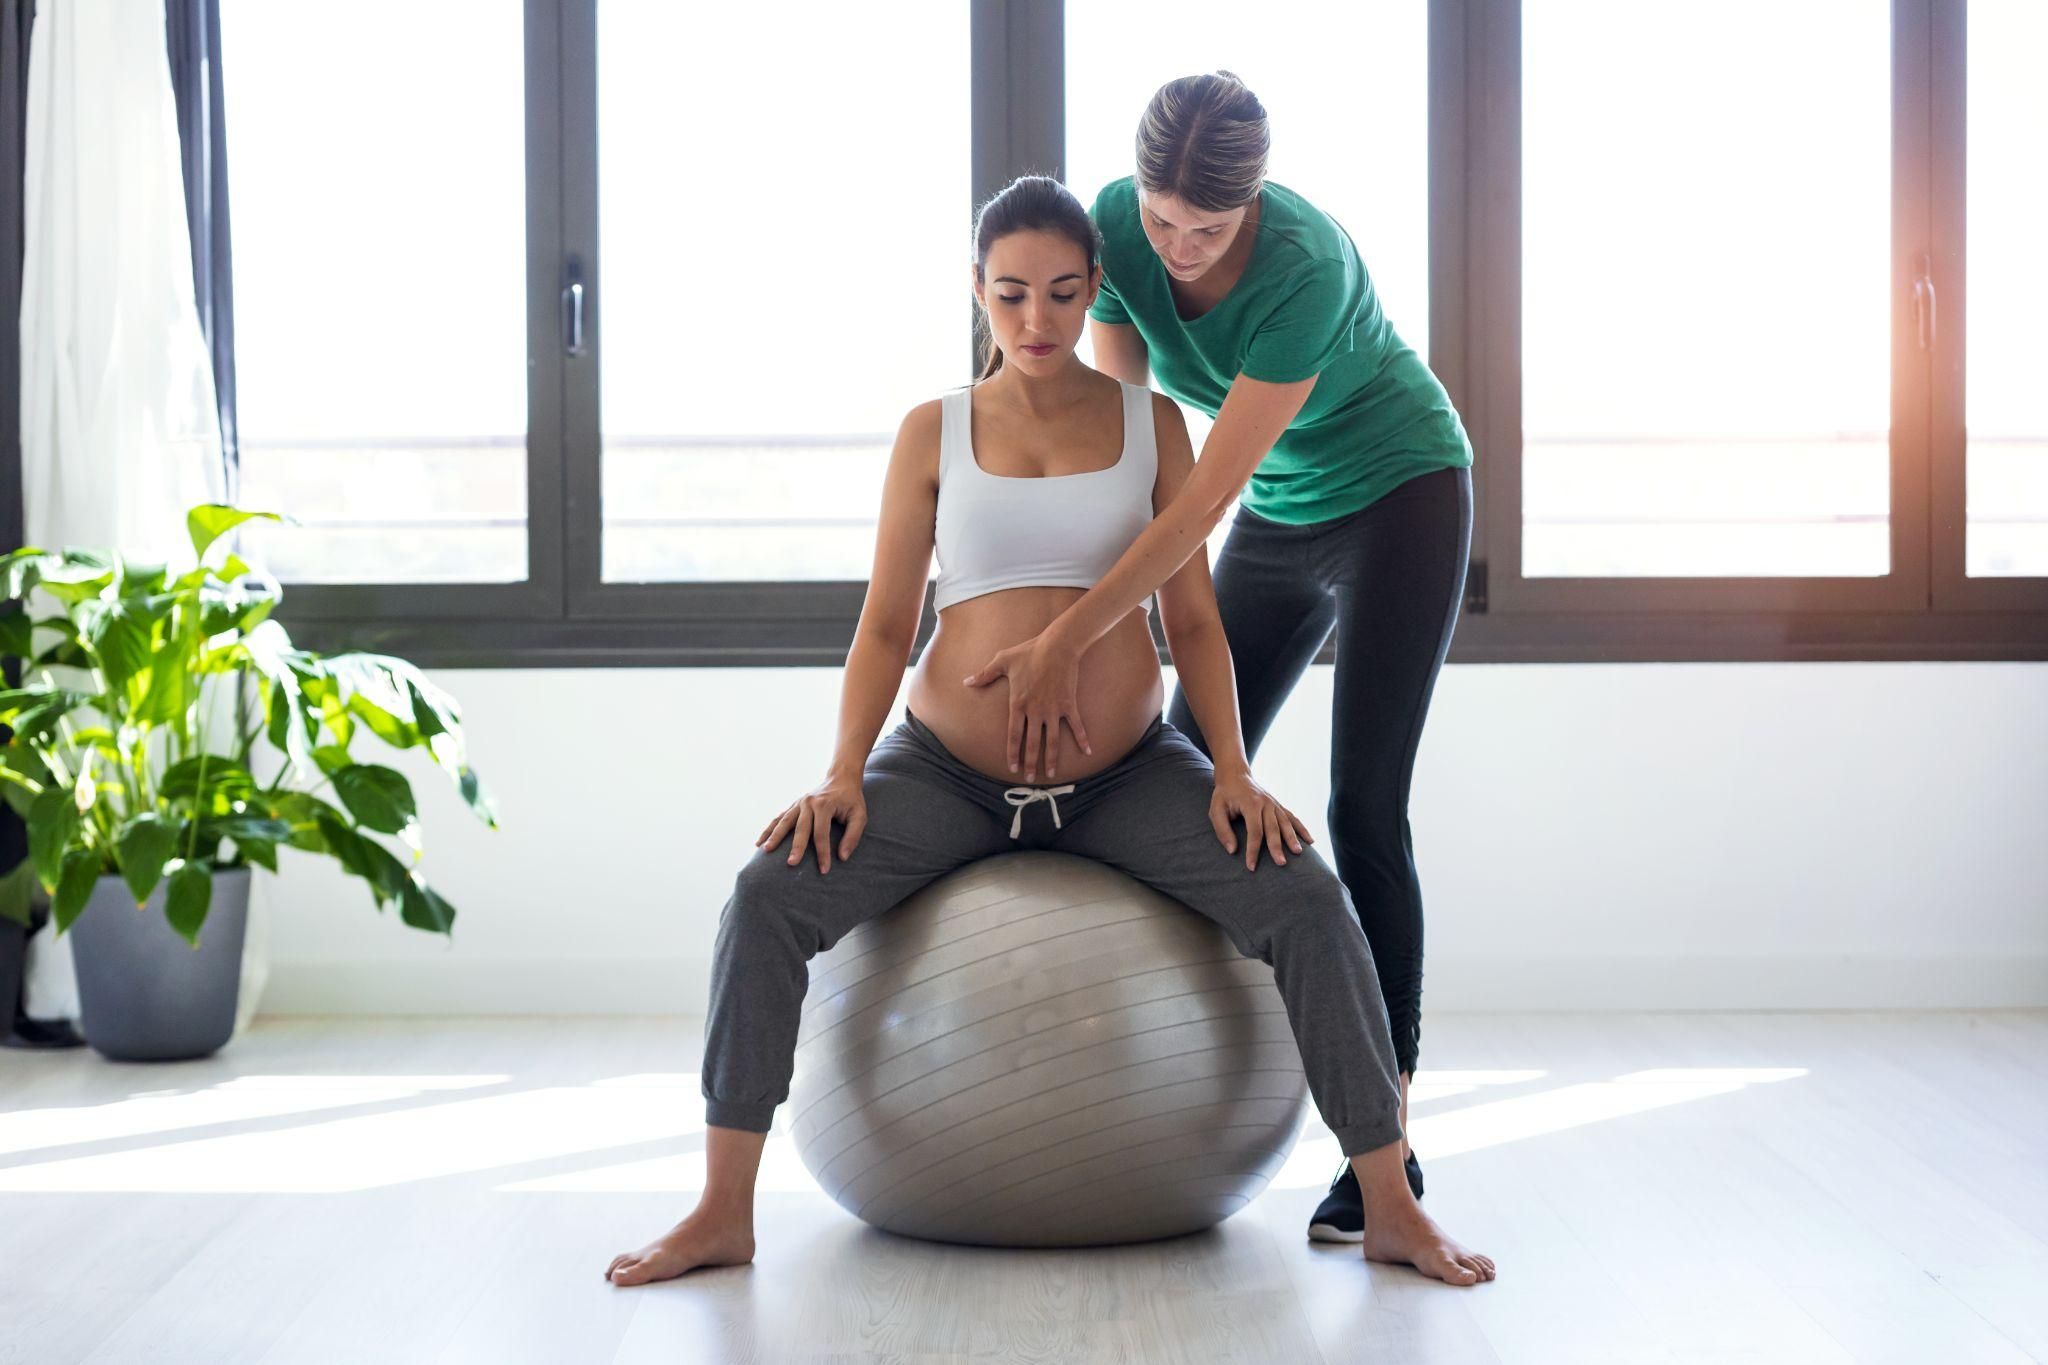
[1088, 176, 1472, 525]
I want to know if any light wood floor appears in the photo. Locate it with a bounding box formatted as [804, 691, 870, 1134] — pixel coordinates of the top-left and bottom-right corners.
[1, 1010, 2043, 1365]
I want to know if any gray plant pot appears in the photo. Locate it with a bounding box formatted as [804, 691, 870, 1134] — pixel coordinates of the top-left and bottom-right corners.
[68, 867, 250, 1062]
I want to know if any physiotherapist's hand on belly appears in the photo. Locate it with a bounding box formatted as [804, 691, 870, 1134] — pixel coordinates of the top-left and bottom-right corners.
[961, 628, 1091, 783]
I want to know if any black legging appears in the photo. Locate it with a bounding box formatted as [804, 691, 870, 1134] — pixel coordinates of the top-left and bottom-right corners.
[1166, 464, 1472, 1078]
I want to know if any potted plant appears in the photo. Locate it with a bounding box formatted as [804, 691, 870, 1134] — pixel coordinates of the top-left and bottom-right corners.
[0, 504, 496, 1060]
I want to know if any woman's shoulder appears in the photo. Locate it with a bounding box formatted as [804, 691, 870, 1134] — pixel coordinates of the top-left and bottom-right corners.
[1258, 180, 1358, 272]
[898, 393, 949, 434]
[890, 395, 951, 470]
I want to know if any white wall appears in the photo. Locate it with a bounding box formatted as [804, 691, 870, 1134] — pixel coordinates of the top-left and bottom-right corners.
[255, 663, 2048, 1016]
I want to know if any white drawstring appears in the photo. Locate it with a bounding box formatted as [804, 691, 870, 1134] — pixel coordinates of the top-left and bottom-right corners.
[1003, 784, 1076, 839]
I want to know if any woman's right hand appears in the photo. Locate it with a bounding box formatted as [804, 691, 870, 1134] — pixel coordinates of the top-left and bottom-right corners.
[756, 770, 867, 874]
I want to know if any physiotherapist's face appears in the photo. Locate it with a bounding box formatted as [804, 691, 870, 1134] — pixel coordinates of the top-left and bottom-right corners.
[972, 230, 1102, 373]
[1137, 189, 1250, 283]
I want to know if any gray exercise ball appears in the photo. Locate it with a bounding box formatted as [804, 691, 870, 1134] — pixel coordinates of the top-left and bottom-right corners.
[788, 850, 1311, 1248]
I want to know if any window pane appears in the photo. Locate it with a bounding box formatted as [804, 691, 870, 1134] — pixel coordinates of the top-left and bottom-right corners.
[1522, 3, 1890, 578]
[1967, 1, 2048, 577]
[1066, 3, 1429, 567]
[597, 3, 968, 582]
[221, 1, 527, 582]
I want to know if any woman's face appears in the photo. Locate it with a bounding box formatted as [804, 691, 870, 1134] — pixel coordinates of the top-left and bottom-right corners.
[972, 229, 1101, 374]
[1137, 189, 1250, 283]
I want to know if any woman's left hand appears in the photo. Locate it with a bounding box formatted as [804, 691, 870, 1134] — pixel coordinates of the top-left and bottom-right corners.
[962, 630, 1091, 781]
[1210, 768, 1315, 871]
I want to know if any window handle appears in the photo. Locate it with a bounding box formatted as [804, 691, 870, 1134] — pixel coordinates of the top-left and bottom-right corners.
[563, 270, 586, 357]
[1912, 252, 1936, 351]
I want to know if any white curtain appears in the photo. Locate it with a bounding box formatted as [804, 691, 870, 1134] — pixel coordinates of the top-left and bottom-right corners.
[20, 0, 225, 561]
[16, 0, 252, 1030]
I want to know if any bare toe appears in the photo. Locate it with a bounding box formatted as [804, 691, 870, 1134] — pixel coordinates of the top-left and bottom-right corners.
[606, 1214, 756, 1288]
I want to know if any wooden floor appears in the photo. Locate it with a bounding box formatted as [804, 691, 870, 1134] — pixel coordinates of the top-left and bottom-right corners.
[1, 1011, 2043, 1365]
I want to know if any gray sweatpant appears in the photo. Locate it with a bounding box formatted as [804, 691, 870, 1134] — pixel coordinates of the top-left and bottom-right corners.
[701, 710, 1407, 1158]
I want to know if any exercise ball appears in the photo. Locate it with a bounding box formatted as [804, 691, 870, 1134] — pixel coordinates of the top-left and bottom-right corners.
[788, 850, 1311, 1248]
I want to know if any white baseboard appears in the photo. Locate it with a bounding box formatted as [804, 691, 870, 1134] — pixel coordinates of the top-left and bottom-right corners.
[255, 951, 2048, 1017]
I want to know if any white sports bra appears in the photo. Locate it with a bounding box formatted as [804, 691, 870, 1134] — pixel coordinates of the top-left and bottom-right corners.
[931, 380, 1160, 615]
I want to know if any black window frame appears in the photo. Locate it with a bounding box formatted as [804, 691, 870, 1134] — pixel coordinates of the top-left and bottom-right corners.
[252, 0, 2045, 666]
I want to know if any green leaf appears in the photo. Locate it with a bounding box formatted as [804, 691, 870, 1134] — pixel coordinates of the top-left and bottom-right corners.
[330, 764, 416, 834]
[0, 857, 36, 927]
[0, 607, 32, 660]
[0, 740, 52, 787]
[0, 686, 93, 744]
[323, 655, 425, 750]
[113, 558, 168, 596]
[0, 747, 47, 818]
[318, 693, 355, 748]
[244, 623, 320, 778]
[160, 757, 258, 810]
[345, 694, 420, 750]
[311, 743, 353, 776]
[313, 809, 409, 905]
[457, 767, 498, 829]
[0, 548, 48, 602]
[186, 505, 290, 562]
[75, 599, 155, 690]
[51, 848, 101, 934]
[399, 876, 457, 935]
[198, 571, 281, 639]
[27, 549, 115, 605]
[32, 630, 89, 671]
[202, 814, 294, 845]
[271, 791, 344, 853]
[136, 630, 197, 726]
[164, 861, 212, 946]
[233, 838, 278, 873]
[27, 786, 81, 892]
[116, 814, 182, 904]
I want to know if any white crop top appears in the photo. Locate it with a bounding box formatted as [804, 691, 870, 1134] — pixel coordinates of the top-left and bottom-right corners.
[931, 380, 1159, 615]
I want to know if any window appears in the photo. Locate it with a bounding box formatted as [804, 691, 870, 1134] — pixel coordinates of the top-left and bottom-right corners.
[594, 2, 968, 583]
[222, 0, 529, 584]
[234, 1, 2039, 666]
[1520, 2, 1891, 579]
[1965, 0, 2048, 578]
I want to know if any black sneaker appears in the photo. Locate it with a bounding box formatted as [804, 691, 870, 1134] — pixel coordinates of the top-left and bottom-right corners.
[1305, 1150, 1426, 1243]
[1307, 1159, 1364, 1242]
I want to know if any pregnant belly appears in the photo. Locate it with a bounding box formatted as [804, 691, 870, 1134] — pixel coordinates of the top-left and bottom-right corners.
[905, 586, 1166, 784]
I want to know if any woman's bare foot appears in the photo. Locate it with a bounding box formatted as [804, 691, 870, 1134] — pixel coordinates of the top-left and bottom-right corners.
[1359, 1199, 1495, 1285]
[1349, 1146, 1494, 1286]
[605, 1207, 756, 1286]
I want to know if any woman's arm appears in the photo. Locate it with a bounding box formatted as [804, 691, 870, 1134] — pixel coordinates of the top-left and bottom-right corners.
[1148, 393, 1251, 780]
[964, 370, 1319, 777]
[1149, 394, 1315, 870]
[757, 401, 939, 873]
[1090, 318, 1150, 387]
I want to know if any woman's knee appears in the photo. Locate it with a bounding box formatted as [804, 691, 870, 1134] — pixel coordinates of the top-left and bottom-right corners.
[1260, 863, 1373, 954]
[722, 853, 821, 954]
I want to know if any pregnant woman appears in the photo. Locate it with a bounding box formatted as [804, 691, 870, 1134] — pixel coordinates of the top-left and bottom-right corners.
[960, 74, 1475, 1241]
[605, 177, 1491, 1288]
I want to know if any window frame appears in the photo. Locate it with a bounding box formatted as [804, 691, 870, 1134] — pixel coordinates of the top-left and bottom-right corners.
[258, 0, 2045, 666]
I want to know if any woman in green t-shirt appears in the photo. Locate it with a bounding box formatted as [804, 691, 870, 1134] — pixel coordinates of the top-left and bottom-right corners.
[962, 71, 1474, 1242]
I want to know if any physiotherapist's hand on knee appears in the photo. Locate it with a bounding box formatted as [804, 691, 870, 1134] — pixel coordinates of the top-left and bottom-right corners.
[757, 772, 867, 874]
[962, 630, 1091, 782]
[1209, 768, 1313, 871]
